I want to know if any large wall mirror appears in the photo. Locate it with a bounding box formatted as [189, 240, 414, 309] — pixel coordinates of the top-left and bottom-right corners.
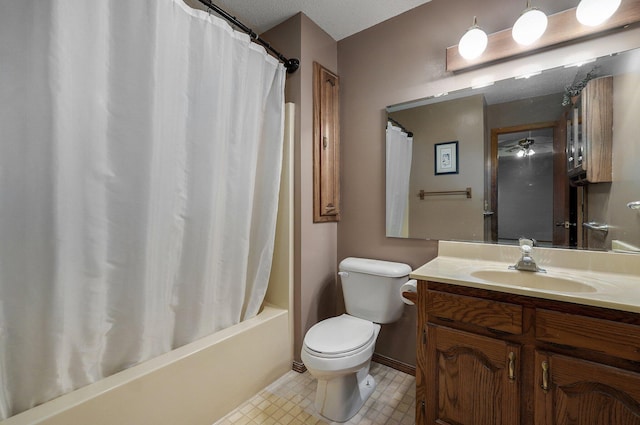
[386, 47, 640, 252]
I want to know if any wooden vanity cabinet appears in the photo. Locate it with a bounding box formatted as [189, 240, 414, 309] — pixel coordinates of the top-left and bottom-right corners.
[416, 281, 640, 425]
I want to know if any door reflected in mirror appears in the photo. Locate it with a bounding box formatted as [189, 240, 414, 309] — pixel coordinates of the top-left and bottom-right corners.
[492, 123, 577, 248]
[386, 47, 640, 252]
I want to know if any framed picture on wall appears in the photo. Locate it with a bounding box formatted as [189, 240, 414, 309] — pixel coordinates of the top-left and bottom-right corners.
[434, 141, 459, 175]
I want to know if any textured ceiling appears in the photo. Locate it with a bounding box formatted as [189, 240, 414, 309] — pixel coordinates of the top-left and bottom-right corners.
[185, 0, 433, 41]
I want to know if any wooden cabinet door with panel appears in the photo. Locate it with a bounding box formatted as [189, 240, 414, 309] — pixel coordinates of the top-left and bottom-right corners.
[313, 62, 340, 222]
[534, 351, 640, 425]
[425, 324, 521, 425]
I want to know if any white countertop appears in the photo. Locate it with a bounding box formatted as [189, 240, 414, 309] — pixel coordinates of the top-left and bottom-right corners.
[410, 241, 640, 314]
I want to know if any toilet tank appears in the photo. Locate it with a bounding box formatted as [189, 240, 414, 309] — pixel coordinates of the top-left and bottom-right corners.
[338, 257, 412, 324]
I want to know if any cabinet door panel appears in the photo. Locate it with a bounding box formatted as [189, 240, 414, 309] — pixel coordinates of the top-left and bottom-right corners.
[312, 62, 340, 222]
[426, 325, 520, 425]
[535, 351, 640, 425]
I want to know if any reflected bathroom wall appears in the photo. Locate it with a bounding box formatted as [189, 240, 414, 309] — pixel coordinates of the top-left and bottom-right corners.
[587, 70, 640, 251]
[388, 95, 485, 241]
[386, 48, 640, 252]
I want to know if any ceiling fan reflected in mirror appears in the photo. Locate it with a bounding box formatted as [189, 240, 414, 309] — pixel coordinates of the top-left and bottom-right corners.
[516, 138, 535, 157]
[502, 137, 536, 157]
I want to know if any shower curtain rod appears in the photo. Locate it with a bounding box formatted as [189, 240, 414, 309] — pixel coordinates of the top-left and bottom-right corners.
[195, 0, 300, 74]
[387, 117, 413, 137]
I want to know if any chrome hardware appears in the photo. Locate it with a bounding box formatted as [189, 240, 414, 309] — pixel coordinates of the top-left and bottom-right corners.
[582, 221, 609, 233]
[509, 238, 545, 272]
[541, 361, 549, 392]
[555, 221, 576, 229]
[508, 352, 516, 381]
[483, 211, 495, 216]
[627, 201, 640, 210]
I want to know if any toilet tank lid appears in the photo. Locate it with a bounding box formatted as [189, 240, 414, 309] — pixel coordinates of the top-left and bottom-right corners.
[339, 257, 412, 278]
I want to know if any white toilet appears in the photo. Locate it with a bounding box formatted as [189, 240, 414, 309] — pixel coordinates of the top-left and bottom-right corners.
[301, 257, 412, 423]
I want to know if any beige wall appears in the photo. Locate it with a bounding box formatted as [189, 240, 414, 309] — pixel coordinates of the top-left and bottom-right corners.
[487, 93, 565, 130]
[263, 14, 339, 366]
[336, 0, 640, 366]
[336, 0, 542, 367]
[587, 71, 640, 250]
[262, 0, 640, 369]
[391, 95, 485, 241]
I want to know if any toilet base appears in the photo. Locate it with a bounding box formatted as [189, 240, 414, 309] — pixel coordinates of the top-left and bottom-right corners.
[314, 366, 377, 423]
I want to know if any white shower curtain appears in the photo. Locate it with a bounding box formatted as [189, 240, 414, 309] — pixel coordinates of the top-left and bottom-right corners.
[386, 124, 413, 237]
[0, 0, 285, 419]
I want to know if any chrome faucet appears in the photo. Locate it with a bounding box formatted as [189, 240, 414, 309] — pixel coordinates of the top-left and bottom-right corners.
[510, 238, 546, 272]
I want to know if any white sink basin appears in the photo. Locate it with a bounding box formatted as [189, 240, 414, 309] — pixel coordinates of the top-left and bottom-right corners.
[470, 269, 597, 293]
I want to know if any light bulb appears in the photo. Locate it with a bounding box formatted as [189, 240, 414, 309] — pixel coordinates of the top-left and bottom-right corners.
[512, 7, 548, 45]
[576, 0, 622, 26]
[517, 150, 525, 158]
[528, 149, 535, 156]
[458, 17, 488, 60]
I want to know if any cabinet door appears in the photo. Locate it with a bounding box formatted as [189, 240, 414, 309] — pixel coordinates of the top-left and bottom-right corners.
[424, 324, 520, 425]
[535, 351, 640, 425]
[312, 62, 340, 222]
[582, 75, 613, 183]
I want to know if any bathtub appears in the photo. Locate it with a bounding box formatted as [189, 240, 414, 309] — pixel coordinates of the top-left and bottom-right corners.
[0, 305, 291, 425]
[1, 103, 296, 425]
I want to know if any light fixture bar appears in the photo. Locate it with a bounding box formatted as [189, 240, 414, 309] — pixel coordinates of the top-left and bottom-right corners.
[446, 0, 640, 72]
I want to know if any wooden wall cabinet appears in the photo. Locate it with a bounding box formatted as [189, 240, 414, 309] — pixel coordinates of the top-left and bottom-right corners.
[566, 75, 613, 185]
[313, 62, 340, 223]
[416, 281, 640, 425]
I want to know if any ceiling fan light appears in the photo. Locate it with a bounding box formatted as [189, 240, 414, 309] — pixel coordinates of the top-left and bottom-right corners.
[517, 150, 525, 158]
[458, 17, 488, 60]
[512, 8, 548, 45]
[576, 0, 622, 26]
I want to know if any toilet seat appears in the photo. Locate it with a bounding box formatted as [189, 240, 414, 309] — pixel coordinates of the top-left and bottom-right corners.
[303, 315, 375, 358]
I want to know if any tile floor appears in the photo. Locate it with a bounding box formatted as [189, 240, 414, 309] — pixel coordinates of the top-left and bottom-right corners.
[214, 362, 416, 425]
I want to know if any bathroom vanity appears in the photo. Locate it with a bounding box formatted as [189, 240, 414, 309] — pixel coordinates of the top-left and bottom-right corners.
[410, 241, 640, 425]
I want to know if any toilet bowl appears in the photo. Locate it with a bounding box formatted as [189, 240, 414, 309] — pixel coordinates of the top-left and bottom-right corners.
[301, 315, 381, 422]
[301, 257, 411, 423]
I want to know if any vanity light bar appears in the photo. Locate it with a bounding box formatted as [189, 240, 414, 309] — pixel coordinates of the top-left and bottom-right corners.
[446, 0, 640, 72]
